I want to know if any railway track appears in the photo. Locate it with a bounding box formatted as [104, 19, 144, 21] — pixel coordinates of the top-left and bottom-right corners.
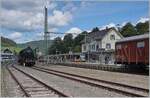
[51, 63, 148, 75]
[6, 65, 69, 97]
[32, 66, 149, 97]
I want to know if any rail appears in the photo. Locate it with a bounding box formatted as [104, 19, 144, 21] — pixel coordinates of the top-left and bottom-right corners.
[8, 65, 69, 97]
[32, 66, 148, 97]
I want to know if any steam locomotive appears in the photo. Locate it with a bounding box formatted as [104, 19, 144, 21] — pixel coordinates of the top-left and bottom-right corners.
[18, 47, 35, 66]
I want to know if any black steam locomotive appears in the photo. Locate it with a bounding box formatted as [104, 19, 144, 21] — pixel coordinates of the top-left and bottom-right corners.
[18, 47, 35, 66]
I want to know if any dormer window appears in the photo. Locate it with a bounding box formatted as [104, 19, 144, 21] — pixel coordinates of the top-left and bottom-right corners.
[110, 34, 115, 40]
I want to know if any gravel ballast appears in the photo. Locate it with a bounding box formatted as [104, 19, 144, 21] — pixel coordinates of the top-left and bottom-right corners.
[15, 65, 129, 97]
[36, 64, 149, 89]
[1, 65, 24, 97]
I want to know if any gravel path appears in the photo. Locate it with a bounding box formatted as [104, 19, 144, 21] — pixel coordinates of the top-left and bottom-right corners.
[15, 65, 128, 97]
[1, 65, 24, 97]
[36, 64, 149, 89]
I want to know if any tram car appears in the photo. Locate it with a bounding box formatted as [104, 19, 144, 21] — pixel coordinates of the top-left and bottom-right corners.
[18, 47, 35, 66]
[115, 33, 149, 68]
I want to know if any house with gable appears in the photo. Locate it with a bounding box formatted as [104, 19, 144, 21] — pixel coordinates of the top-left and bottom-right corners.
[81, 27, 123, 64]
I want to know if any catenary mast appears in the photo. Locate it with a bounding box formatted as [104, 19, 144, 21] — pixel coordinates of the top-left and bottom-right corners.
[44, 6, 49, 55]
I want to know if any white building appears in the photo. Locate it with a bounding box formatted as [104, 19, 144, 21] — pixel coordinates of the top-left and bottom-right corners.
[81, 27, 123, 64]
[82, 27, 123, 52]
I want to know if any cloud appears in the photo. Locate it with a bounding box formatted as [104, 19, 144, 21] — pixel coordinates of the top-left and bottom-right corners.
[120, 22, 127, 27]
[36, 27, 58, 36]
[36, 27, 60, 40]
[1, 0, 69, 33]
[99, 23, 117, 30]
[47, 2, 57, 10]
[65, 27, 82, 38]
[137, 17, 149, 23]
[1, 9, 44, 32]
[62, 2, 77, 13]
[80, 1, 92, 8]
[1, 0, 57, 12]
[0, 32, 4, 36]
[8, 32, 22, 40]
[48, 10, 73, 27]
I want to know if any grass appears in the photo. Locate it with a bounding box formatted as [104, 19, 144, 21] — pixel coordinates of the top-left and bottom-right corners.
[1, 46, 23, 53]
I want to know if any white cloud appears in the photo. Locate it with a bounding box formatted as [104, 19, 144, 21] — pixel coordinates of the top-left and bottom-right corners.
[80, 1, 92, 8]
[36, 32, 44, 37]
[0, 32, 4, 36]
[121, 22, 127, 27]
[65, 27, 82, 38]
[36, 27, 59, 40]
[137, 17, 149, 23]
[47, 2, 57, 10]
[8, 32, 22, 39]
[48, 10, 73, 27]
[62, 2, 77, 13]
[1, 0, 70, 32]
[99, 23, 117, 30]
[1, 0, 57, 12]
[1, 8, 44, 32]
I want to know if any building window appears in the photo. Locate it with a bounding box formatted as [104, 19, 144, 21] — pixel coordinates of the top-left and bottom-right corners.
[116, 44, 121, 49]
[96, 44, 99, 50]
[106, 43, 111, 49]
[83, 45, 86, 51]
[137, 41, 145, 48]
[110, 35, 115, 40]
[92, 44, 95, 50]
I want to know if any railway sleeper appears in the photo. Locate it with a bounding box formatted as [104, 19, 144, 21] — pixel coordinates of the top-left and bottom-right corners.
[32, 67, 147, 97]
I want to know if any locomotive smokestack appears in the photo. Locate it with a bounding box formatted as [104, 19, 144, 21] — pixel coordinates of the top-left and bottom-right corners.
[44, 6, 48, 34]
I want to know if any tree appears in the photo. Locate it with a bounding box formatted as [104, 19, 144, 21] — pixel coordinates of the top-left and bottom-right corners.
[63, 34, 73, 52]
[135, 21, 149, 35]
[48, 37, 66, 54]
[63, 34, 73, 47]
[73, 31, 88, 52]
[91, 27, 99, 32]
[74, 31, 87, 46]
[120, 22, 137, 37]
[73, 45, 81, 52]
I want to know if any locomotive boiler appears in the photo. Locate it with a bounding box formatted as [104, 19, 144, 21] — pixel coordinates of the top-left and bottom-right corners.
[18, 47, 35, 66]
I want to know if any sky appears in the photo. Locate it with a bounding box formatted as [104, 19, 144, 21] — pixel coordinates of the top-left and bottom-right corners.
[1, 0, 149, 43]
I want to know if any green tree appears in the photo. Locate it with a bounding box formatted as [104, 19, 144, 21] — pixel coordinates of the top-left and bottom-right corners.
[91, 27, 99, 32]
[135, 21, 149, 35]
[120, 22, 137, 37]
[73, 31, 88, 52]
[74, 31, 87, 46]
[63, 34, 73, 52]
[48, 37, 66, 54]
[73, 45, 81, 52]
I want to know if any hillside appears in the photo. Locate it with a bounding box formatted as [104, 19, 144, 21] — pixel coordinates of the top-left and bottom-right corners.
[1, 36, 22, 53]
[1, 36, 17, 47]
[17, 40, 53, 54]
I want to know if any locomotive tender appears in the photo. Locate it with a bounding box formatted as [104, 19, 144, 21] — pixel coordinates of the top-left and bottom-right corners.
[115, 33, 149, 68]
[18, 47, 35, 66]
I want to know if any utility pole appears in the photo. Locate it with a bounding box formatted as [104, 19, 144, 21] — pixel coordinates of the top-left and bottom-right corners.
[84, 33, 90, 63]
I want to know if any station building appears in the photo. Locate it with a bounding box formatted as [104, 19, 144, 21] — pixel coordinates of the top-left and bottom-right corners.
[81, 27, 123, 64]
